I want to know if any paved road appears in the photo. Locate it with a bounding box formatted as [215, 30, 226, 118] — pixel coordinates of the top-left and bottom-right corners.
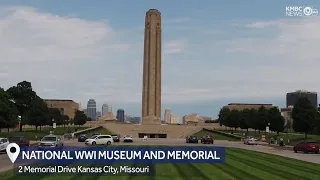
[0, 139, 319, 173]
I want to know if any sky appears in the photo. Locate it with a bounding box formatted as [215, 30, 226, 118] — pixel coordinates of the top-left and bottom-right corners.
[0, 0, 320, 120]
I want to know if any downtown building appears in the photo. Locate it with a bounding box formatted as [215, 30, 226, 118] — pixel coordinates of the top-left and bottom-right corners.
[286, 90, 318, 108]
[102, 103, 110, 116]
[170, 115, 179, 124]
[164, 108, 172, 123]
[86, 99, 96, 120]
[116, 109, 125, 122]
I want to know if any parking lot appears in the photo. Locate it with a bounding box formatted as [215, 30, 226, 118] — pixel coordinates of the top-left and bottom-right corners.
[0, 138, 319, 173]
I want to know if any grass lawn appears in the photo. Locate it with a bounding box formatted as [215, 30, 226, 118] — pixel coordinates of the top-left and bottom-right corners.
[0, 147, 319, 180]
[0, 126, 87, 140]
[193, 130, 240, 141]
[220, 129, 320, 145]
[82, 127, 113, 137]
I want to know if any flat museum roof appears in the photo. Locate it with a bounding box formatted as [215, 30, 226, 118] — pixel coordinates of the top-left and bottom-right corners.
[228, 103, 273, 106]
[44, 99, 74, 102]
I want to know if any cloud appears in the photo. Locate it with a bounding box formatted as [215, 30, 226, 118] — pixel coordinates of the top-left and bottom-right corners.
[164, 18, 191, 24]
[0, 6, 138, 100]
[1, 5, 320, 110]
[163, 39, 188, 55]
[224, 17, 320, 61]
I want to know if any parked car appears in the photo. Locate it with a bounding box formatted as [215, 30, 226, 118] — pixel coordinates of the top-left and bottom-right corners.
[201, 136, 214, 144]
[243, 136, 258, 145]
[123, 135, 133, 142]
[8, 136, 30, 147]
[64, 133, 72, 140]
[38, 135, 64, 147]
[78, 134, 88, 142]
[294, 141, 319, 154]
[186, 136, 198, 143]
[85, 135, 113, 145]
[111, 134, 120, 142]
[0, 138, 9, 153]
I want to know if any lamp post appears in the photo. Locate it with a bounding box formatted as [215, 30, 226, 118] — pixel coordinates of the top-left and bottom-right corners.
[267, 123, 270, 143]
[17, 116, 21, 131]
[52, 118, 55, 135]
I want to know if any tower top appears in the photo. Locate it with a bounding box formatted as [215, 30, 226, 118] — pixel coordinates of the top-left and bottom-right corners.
[147, 9, 161, 15]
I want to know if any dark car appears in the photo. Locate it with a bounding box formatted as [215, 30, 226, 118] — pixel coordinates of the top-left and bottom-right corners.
[111, 134, 120, 142]
[8, 136, 30, 147]
[294, 141, 319, 154]
[186, 136, 198, 143]
[201, 136, 214, 144]
[78, 134, 88, 142]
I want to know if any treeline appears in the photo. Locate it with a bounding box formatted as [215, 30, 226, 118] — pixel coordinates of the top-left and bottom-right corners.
[0, 81, 88, 132]
[218, 97, 320, 138]
[291, 97, 320, 138]
[218, 106, 285, 134]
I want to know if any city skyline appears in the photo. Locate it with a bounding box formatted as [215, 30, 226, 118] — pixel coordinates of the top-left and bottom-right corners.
[1, 0, 320, 119]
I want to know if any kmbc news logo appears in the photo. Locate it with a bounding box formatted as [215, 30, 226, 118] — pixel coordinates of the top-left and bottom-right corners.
[285, 6, 318, 17]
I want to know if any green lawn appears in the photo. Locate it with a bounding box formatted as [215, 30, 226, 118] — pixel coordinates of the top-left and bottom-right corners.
[0, 126, 87, 140]
[220, 130, 320, 145]
[1, 147, 319, 180]
[81, 127, 113, 137]
[193, 130, 240, 141]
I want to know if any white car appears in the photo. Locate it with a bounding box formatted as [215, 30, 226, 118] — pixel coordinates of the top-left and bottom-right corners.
[123, 135, 133, 142]
[0, 138, 9, 153]
[244, 137, 258, 145]
[85, 135, 113, 145]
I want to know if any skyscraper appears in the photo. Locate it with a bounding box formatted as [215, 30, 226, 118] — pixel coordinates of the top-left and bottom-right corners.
[164, 108, 171, 123]
[116, 109, 125, 122]
[286, 90, 318, 108]
[141, 9, 162, 125]
[102, 103, 109, 116]
[86, 99, 96, 120]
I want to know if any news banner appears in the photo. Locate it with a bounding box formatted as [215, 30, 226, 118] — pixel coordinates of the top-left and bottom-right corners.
[7, 143, 226, 176]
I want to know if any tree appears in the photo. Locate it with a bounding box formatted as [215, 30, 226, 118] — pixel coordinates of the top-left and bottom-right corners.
[257, 106, 268, 133]
[0, 87, 18, 132]
[62, 115, 70, 128]
[292, 97, 317, 139]
[69, 118, 74, 125]
[218, 107, 230, 127]
[239, 108, 250, 131]
[315, 113, 320, 134]
[6, 81, 36, 131]
[268, 107, 285, 134]
[26, 96, 49, 131]
[74, 110, 87, 126]
[228, 110, 240, 132]
[48, 108, 63, 126]
[248, 109, 258, 131]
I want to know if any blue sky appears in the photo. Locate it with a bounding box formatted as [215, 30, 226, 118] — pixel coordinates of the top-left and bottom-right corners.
[0, 0, 320, 120]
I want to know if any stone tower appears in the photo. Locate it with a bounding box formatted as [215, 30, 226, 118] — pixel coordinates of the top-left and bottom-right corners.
[141, 9, 162, 125]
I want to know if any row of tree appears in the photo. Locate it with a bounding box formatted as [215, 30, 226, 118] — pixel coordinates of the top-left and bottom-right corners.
[0, 81, 88, 132]
[218, 106, 285, 134]
[218, 97, 320, 138]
